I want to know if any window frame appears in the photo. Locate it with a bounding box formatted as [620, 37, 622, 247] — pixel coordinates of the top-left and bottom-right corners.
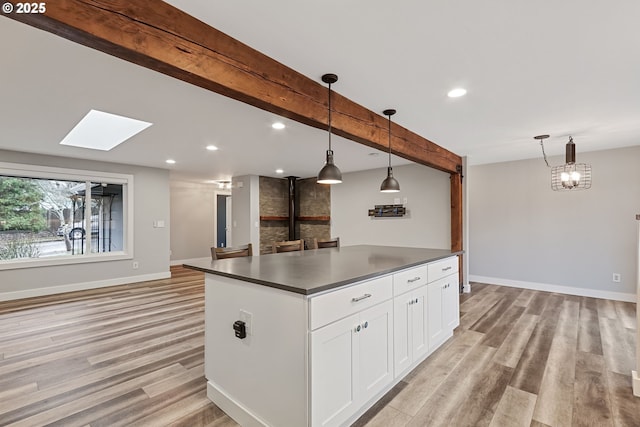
[0, 161, 134, 270]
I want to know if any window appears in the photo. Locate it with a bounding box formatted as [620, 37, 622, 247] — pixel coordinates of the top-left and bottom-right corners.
[0, 162, 133, 270]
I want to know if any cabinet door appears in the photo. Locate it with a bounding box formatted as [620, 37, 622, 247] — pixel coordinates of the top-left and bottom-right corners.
[411, 286, 429, 362]
[393, 294, 412, 377]
[310, 313, 358, 427]
[427, 279, 445, 351]
[358, 300, 394, 404]
[443, 275, 460, 330]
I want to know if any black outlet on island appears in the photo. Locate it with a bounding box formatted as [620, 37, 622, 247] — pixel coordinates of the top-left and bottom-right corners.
[233, 320, 247, 339]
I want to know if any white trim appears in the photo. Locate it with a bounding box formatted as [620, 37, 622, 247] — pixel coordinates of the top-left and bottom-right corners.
[0, 161, 132, 183]
[0, 271, 170, 302]
[0, 252, 132, 271]
[469, 275, 635, 302]
[171, 257, 210, 266]
[207, 381, 269, 427]
[0, 161, 134, 270]
[632, 370, 640, 397]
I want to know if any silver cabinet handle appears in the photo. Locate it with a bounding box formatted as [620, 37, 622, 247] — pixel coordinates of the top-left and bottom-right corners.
[352, 293, 372, 303]
[407, 277, 422, 283]
[442, 266, 452, 272]
[363, 321, 369, 329]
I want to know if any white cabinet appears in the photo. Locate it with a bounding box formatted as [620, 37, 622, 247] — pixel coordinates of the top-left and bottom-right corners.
[310, 313, 357, 427]
[444, 277, 460, 330]
[427, 273, 458, 351]
[311, 300, 393, 427]
[393, 285, 428, 377]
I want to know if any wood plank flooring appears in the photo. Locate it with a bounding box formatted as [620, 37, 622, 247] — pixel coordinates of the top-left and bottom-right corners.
[0, 270, 638, 426]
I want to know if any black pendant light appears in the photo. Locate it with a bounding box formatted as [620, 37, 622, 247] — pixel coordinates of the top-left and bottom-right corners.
[380, 109, 400, 192]
[317, 73, 342, 184]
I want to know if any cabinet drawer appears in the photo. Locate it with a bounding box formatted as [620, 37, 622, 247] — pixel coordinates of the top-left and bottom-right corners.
[428, 256, 458, 282]
[393, 265, 428, 296]
[309, 276, 393, 330]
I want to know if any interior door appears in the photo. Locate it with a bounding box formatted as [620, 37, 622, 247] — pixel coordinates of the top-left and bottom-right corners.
[225, 196, 232, 247]
[216, 194, 232, 247]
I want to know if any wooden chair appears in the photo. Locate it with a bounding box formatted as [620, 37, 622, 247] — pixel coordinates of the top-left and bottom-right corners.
[312, 237, 340, 249]
[272, 239, 305, 253]
[211, 243, 253, 260]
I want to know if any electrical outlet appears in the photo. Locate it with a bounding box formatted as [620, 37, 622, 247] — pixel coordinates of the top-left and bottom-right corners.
[133, 261, 139, 269]
[612, 273, 621, 283]
[239, 310, 252, 336]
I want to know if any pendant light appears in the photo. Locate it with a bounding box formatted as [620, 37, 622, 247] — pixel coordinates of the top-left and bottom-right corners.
[551, 136, 591, 190]
[380, 109, 400, 192]
[536, 134, 592, 191]
[317, 73, 342, 184]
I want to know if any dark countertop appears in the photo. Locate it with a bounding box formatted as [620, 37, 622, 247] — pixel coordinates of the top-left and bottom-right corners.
[183, 245, 461, 295]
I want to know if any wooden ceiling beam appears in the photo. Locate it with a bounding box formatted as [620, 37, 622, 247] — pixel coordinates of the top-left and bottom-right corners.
[5, 0, 462, 174]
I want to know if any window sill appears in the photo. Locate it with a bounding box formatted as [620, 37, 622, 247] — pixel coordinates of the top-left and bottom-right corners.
[0, 252, 132, 271]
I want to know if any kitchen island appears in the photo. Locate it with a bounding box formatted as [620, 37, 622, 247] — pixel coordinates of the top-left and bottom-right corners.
[184, 245, 462, 427]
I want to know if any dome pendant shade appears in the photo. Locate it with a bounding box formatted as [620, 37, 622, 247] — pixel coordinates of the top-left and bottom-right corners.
[317, 149, 342, 184]
[317, 73, 342, 185]
[380, 108, 400, 192]
[380, 167, 400, 192]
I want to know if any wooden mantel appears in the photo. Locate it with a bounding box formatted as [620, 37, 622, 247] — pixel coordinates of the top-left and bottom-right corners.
[5, 0, 465, 278]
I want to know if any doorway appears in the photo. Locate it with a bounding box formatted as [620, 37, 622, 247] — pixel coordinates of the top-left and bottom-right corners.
[216, 194, 232, 247]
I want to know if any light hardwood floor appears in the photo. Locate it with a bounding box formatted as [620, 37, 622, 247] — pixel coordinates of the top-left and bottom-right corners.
[0, 268, 638, 426]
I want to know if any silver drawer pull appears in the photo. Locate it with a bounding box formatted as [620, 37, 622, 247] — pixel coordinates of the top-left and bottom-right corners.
[407, 277, 422, 283]
[442, 266, 452, 272]
[351, 293, 372, 303]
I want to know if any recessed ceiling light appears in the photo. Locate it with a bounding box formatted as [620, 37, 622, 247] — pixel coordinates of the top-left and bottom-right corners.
[206, 145, 219, 151]
[275, 169, 284, 174]
[272, 122, 285, 130]
[165, 159, 176, 164]
[60, 109, 152, 151]
[447, 88, 467, 98]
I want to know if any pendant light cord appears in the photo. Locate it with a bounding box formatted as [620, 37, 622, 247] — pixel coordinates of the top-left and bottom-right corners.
[387, 114, 392, 168]
[328, 82, 332, 151]
[539, 140, 550, 168]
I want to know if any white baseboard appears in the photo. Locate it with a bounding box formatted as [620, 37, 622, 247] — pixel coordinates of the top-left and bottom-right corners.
[463, 284, 471, 293]
[469, 275, 635, 302]
[206, 381, 268, 427]
[633, 371, 640, 397]
[0, 271, 171, 302]
[170, 257, 209, 266]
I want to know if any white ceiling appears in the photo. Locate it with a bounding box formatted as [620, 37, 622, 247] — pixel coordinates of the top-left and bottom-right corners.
[2, 1, 639, 183]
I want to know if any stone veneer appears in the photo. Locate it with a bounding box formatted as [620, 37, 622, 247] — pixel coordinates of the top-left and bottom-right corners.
[259, 176, 330, 254]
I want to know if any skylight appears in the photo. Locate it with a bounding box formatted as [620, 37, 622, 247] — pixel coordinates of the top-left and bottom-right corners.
[60, 109, 152, 151]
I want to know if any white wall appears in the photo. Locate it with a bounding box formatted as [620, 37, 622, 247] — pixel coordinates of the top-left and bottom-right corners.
[232, 175, 260, 254]
[469, 145, 640, 301]
[169, 180, 219, 262]
[0, 149, 171, 300]
[331, 163, 451, 249]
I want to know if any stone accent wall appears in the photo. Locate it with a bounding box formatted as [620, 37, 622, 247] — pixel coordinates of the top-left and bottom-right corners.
[259, 176, 331, 255]
[298, 177, 330, 247]
[259, 176, 288, 255]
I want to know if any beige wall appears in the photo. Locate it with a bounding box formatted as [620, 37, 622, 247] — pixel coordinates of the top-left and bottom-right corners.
[170, 180, 219, 262]
[469, 145, 640, 300]
[331, 163, 451, 249]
